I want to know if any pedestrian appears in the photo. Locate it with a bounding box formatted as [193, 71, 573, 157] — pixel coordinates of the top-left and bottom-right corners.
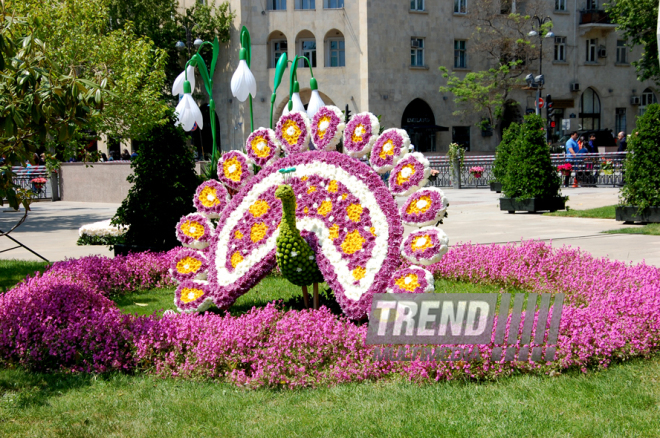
[617, 131, 627, 152]
[121, 149, 131, 160]
[564, 131, 579, 187]
[587, 134, 597, 153]
[101, 152, 108, 162]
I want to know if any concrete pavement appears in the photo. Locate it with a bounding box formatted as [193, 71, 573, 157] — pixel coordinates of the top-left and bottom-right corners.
[1, 187, 658, 267]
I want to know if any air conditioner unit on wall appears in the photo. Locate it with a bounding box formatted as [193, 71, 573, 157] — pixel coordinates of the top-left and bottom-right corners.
[598, 47, 607, 58]
[411, 39, 420, 48]
[570, 83, 580, 92]
[630, 96, 641, 105]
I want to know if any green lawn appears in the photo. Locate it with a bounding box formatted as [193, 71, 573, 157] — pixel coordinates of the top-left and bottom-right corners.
[0, 259, 49, 293]
[604, 223, 660, 236]
[544, 205, 616, 219]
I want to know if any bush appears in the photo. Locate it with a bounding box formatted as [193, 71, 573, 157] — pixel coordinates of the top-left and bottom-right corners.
[502, 115, 561, 200]
[113, 111, 200, 248]
[620, 103, 660, 209]
[492, 122, 520, 183]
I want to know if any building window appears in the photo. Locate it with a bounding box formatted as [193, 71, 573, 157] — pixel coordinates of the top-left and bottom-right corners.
[555, 0, 566, 11]
[327, 38, 345, 67]
[554, 36, 566, 61]
[454, 40, 467, 68]
[268, 0, 286, 10]
[454, 0, 467, 14]
[295, 0, 315, 9]
[616, 40, 628, 64]
[196, 0, 206, 5]
[324, 0, 343, 8]
[500, 0, 513, 14]
[271, 39, 287, 68]
[410, 0, 424, 11]
[586, 0, 598, 10]
[640, 88, 658, 116]
[411, 38, 424, 66]
[586, 38, 598, 62]
[452, 127, 471, 152]
[615, 108, 626, 134]
[579, 87, 601, 130]
[299, 40, 317, 67]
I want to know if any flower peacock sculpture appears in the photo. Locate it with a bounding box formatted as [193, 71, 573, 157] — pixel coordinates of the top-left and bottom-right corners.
[169, 26, 450, 320]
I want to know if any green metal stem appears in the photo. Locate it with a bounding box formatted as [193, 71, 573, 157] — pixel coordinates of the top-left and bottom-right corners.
[209, 98, 217, 162]
[249, 94, 254, 132]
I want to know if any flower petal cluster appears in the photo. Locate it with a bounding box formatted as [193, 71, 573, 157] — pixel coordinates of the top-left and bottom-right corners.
[369, 128, 410, 173]
[388, 152, 431, 197]
[175, 279, 214, 313]
[230, 59, 257, 102]
[78, 219, 127, 238]
[386, 266, 435, 294]
[170, 248, 208, 282]
[310, 106, 345, 152]
[174, 94, 203, 132]
[217, 151, 254, 191]
[193, 180, 230, 218]
[245, 128, 281, 167]
[400, 226, 449, 265]
[400, 187, 449, 227]
[175, 213, 214, 250]
[342, 112, 379, 158]
[275, 111, 312, 155]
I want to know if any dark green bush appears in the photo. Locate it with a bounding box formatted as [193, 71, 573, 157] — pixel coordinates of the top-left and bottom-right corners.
[492, 122, 520, 183]
[113, 111, 200, 248]
[620, 103, 660, 209]
[502, 114, 561, 200]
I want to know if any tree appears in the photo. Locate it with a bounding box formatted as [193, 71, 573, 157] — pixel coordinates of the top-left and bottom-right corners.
[492, 121, 520, 183]
[606, 0, 659, 84]
[112, 110, 200, 249]
[620, 104, 660, 209]
[0, 2, 106, 210]
[502, 115, 561, 200]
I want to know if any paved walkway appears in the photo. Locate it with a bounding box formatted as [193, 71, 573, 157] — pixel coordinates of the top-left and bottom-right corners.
[1, 187, 659, 267]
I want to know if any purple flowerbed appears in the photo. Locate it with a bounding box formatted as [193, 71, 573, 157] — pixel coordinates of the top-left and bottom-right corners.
[0, 241, 658, 387]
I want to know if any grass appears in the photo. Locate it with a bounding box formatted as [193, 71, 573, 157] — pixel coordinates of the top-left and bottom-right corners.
[0, 354, 658, 437]
[604, 223, 660, 236]
[0, 259, 49, 293]
[544, 205, 616, 219]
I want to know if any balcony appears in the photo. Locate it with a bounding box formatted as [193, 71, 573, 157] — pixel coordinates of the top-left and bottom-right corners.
[579, 9, 617, 33]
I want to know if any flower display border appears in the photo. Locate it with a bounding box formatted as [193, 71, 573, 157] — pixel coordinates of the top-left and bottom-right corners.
[400, 226, 449, 266]
[193, 180, 231, 219]
[400, 187, 449, 228]
[388, 152, 431, 197]
[245, 128, 281, 168]
[275, 111, 312, 155]
[342, 112, 380, 159]
[170, 248, 209, 281]
[386, 266, 435, 294]
[310, 105, 345, 152]
[217, 151, 254, 191]
[369, 128, 410, 173]
[175, 213, 214, 250]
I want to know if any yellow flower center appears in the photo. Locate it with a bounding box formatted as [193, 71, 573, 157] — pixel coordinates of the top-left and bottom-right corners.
[198, 186, 219, 208]
[328, 224, 339, 240]
[406, 195, 432, 215]
[223, 156, 243, 182]
[341, 230, 365, 255]
[304, 207, 309, 214]
[181, 220, 205, 240]
[249, 200, 270, 218]
[370, 227, 376, 236]
[379, 140, 395, 159]
[251, 135, 271, 158]
[341, 193, 348, 200]
[282, 120, 302, 145]
[328, 180, 338, 193]
[351, 124, 365, 143]
[250, 222, 269, 242]
[318, 200, 333, 216]
[411, 235, 433, 252]
[394, 273, 421, 292]
[396, 164, 416, 186]
[307, 186, 317, 194]
[352, 266, 366, 281]
[317, 116, 331, 139]
[180, 287, 204, 303]
[301, 176, 309, 181]
[231, 252, 244, 268]
[346, 204, 363, 222]
[234, 230, 243, 240]
[176, 257, 202, 274]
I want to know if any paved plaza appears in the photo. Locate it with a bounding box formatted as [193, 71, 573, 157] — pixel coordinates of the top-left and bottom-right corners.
[1, 187, 659, 267]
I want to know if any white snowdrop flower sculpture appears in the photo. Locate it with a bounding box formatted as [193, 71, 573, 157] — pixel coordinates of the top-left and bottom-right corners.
[172, 65, 196, 96]
[230, 48, 257, 102]
[174, 80, 203, 132]
[306, 78, 325, 118]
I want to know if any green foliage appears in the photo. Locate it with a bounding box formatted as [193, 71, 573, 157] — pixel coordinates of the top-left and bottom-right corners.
[606, 0, 659, 84]
[544, 205, 616, 218]
[492, 122, 520, 182]
[604, 223, 660, 236]
[620, 104, 660, 209]
[0, 259, 49, 293]
[112, 111, 200, 248]
[76, 234, 125, 247]
[502, 115, 562, 200]
[0, 2, 106, 210]
[446, 142, 465, 165]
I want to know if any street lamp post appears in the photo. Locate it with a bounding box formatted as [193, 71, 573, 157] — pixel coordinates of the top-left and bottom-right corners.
[528, 16, 554, 115]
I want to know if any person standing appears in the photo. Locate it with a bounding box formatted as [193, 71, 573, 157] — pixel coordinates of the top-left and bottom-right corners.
[617, 131, 627, 152]
[564, 131, 579, 187]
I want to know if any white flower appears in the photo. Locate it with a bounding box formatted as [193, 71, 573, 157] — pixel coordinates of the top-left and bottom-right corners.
[175, 93, 204, 132]
[307, 89, 325, 118]
[230, 58, 257, 103]
[172, 65, 196, 96]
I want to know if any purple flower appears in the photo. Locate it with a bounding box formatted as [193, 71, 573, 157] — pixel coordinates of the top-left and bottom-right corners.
[386, 266, 435, 294]
[400, 187, 449, 227]
[275, 111, 312, 155]
[175, 213, 214, 249]
[193, 179, 230, 218]
[170, 248, 208, 281]
[218, 151, 254, 191]
[401, 226, 449, 265]
[370, 128, 410, 173]
[342, 112, 379, 158]
[245, 128, 281, 167]
[388, 152, 431, 197]
[311, 106, 345, 152]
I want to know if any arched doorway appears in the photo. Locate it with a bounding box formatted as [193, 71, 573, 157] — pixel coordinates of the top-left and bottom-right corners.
[401, 98, 447, 153]
[580, 88, 601, 130]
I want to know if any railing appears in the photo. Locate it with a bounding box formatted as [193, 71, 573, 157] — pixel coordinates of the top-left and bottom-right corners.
[426, 152, 626, 188]
[579, 9, 612, 25]
[10, 165, 53, 200]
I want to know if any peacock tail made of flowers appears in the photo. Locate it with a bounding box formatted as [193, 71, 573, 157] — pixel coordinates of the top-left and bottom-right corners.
[172, 111, 450, 319]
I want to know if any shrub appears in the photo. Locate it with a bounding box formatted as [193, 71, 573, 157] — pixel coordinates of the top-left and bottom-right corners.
[492, 122, 519, 183]
[502, 115, 561, 200]
[620, 103, 660, 209]
[113, 110, 200, 249]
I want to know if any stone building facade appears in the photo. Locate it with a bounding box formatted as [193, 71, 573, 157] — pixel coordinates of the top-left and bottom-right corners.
[179, 0, 658, 155]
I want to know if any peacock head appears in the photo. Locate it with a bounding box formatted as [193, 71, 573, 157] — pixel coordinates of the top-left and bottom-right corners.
[275, 184, 295, 203]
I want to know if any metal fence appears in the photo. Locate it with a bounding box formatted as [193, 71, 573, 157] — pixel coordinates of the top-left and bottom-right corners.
[426, 152, 627, 188]
[10, 166, 53, 200]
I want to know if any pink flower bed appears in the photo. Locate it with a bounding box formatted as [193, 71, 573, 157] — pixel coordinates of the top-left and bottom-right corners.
[0, 241, 658, 387]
